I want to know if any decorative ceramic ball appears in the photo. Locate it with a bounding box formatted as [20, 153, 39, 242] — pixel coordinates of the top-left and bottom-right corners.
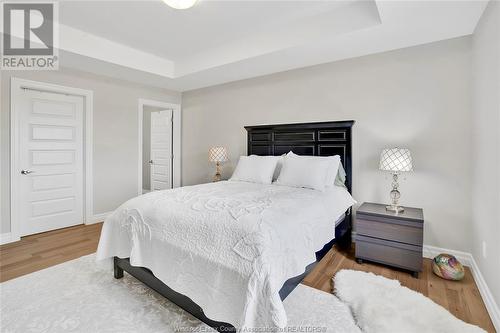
[432, 253, 465, 281]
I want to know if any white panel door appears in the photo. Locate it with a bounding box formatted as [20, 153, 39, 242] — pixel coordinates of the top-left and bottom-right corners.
[150, 110, 173, 191]
[17, 89, 84, 236]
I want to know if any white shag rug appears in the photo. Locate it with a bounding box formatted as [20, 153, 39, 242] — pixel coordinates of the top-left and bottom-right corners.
[334, 269, 486, 333]
[0, 254, 359, 333]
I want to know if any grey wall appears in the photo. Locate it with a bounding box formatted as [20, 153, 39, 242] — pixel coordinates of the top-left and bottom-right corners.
[0, 68, 181, 233]
[182, 37, 473, 252]
[471, 0, 500, 310]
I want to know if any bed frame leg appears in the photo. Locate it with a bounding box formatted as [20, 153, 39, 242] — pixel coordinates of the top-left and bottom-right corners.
[337, 226, 352, 251]
[114, 257, 124, 279]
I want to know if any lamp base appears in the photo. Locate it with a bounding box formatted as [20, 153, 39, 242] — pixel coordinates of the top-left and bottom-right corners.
[212, 172, 221, 182]
[212, 162, 222, 182]
[386, 173, 404, 213]
[386, 205, 404, 213]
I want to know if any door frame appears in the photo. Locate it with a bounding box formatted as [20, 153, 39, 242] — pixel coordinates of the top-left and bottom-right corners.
[10, 77, 94, 242]
[138, 98, 181, 196]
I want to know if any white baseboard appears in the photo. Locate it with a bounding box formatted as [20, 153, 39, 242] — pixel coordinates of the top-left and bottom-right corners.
[86, 211, 113, 225]
[469, 255, 500, 332]
[0, 232, 20, 245]
[422, 244, 473, 267]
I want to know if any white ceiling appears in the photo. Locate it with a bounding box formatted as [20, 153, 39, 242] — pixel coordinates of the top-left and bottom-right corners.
[19, 0, 491, 91]
[60, 1, 354, 62]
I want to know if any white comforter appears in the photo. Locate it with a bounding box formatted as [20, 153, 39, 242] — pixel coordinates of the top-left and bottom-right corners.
[96, 181, 355, 329]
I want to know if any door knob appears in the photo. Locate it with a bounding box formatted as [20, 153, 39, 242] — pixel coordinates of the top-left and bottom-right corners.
[149, 160, 153, 164]
[21, 170, 34, 175]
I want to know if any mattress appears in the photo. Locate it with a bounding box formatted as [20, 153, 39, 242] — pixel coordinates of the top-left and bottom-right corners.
[96, 181, 355, 329]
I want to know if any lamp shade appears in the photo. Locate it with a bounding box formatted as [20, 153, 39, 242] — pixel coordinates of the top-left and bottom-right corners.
[208, 147, 228, 163]
[379, 148, 413, 172]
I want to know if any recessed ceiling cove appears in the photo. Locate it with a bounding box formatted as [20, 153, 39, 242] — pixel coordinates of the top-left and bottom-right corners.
[44, 0, 489, 91]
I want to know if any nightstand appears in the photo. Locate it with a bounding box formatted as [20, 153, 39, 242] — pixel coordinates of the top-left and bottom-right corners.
[355, 202, 424, 278]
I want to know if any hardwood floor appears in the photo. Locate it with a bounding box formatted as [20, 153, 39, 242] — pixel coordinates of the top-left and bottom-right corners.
[0, 223, 102, 283]
[0, 223, 495, 332]
[303, 245, 496, 332]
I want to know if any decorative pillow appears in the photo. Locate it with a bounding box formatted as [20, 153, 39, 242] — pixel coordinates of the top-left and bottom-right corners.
[275, 155, 332, 191]
[229, 155, 279, 184]
[334, 162, 347, 188]
[286, 152, 342, 187]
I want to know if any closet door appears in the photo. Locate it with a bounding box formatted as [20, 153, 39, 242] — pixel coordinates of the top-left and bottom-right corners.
[149, 110, 173, 191]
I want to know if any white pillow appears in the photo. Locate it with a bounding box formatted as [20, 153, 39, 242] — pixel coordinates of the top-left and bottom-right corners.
[275, 155, 332, 191]
[229, 155, 279, 184]
[286, 152, 341, 187]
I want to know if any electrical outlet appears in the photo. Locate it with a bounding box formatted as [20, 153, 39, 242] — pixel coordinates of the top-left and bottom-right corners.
[482, 241, 487, 259]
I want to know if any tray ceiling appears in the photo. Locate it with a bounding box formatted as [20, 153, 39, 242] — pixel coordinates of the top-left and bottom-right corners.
[5, 0, 489, 91]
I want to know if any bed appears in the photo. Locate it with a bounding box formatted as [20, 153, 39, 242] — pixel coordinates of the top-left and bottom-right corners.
[96, 120, 355, 331]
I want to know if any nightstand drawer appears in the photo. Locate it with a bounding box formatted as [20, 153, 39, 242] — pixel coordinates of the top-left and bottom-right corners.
[356, 218, 423, 246]
[356, 235, 423, 271]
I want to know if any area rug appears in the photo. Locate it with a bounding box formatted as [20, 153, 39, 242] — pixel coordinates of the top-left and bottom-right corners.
[333, 269, 485, 333]
[0, 254, 359, 333]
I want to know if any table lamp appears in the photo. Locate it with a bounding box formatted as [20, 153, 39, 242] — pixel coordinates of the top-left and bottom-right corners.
[379, 148, 413, 213]
[209, 146, 228, 182]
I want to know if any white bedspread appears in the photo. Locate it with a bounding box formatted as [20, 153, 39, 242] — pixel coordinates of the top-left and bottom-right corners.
[96, 181, 355, 329]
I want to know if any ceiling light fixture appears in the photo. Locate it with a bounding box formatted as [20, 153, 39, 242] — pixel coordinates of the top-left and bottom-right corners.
[162, 0, 197, 10]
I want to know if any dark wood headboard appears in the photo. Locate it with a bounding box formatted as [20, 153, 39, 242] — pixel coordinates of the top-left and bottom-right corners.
[244, 120, 355, 193]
